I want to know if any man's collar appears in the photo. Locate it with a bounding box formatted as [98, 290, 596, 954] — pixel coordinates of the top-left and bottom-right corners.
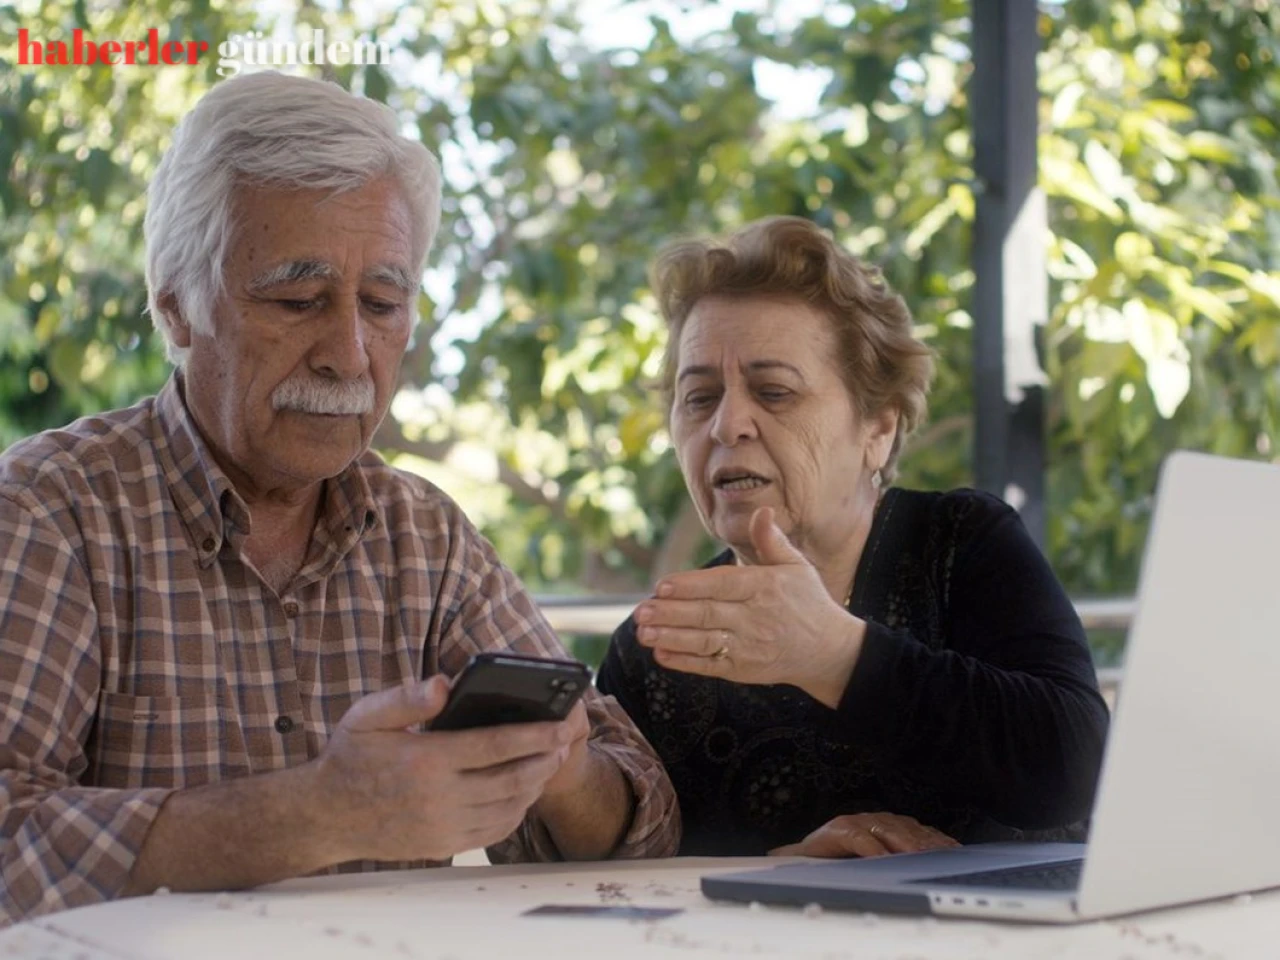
[318, 451, 382, 557]
[153, 373, 242, 567]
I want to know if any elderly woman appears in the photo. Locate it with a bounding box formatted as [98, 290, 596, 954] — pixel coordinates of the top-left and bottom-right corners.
[597, 216, 1109, 859]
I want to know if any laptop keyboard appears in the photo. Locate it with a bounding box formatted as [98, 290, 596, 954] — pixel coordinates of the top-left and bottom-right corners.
[910, 858, 1084, 891]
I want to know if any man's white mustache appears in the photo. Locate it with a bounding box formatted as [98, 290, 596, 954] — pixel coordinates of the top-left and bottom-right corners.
[271, 377, 375, 415]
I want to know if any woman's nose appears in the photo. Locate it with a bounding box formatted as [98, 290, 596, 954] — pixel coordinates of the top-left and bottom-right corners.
[710, 388, 758, 446]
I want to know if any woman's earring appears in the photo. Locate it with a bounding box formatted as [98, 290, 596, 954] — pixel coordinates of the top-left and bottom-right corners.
[871, 468, 883, 490]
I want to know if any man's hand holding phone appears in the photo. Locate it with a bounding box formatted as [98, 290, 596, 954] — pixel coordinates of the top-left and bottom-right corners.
[312, 659, 588, 865]
[429, 651, 597, 829]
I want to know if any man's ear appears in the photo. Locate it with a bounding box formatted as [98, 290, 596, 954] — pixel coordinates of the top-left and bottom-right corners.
[155, 291, 191, 348]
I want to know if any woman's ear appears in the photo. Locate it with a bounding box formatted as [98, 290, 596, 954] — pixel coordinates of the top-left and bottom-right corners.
[155, 291, 191, 348]
[866, 406, 899, 471]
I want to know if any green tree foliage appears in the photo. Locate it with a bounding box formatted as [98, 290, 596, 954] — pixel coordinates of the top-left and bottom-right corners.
[2, 0, 1278, 629]
[1040, 0, 1280, 597]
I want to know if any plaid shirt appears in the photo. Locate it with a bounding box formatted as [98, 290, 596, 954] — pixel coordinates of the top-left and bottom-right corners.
[0, 376, 679, 925]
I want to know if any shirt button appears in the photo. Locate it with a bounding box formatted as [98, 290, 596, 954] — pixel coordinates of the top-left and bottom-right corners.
[283, 601, 300, 618]
[202, 537, 216, 552]
[274, 715, 295, 734]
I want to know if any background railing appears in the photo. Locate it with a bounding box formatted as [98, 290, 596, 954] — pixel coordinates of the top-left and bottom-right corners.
[535, 595, 1134, 702]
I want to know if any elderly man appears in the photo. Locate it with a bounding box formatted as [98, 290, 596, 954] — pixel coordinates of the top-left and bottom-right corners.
[0, 72, 678, 925]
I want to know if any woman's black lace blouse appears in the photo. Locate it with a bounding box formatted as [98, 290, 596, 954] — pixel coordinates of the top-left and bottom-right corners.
[597, 487, 1110, 856]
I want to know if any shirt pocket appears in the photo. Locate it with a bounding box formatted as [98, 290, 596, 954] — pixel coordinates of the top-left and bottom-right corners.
[89, 692, 227, 790]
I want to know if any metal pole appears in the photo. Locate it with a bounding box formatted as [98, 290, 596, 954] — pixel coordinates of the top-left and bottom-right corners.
[971, 0, 1047, 544]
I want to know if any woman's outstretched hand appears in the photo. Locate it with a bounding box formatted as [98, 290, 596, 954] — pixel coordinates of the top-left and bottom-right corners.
[633, 507, 866, 707]
[768, 813, 961, 858]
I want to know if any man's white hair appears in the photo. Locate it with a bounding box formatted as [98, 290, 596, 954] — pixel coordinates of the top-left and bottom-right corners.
[144, 71, 442, 365]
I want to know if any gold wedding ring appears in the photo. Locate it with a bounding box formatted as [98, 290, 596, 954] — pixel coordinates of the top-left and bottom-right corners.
[710, 630, 731, 660]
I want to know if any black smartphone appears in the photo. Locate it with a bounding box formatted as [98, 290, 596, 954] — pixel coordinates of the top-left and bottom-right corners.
[430, 652, 592, 731]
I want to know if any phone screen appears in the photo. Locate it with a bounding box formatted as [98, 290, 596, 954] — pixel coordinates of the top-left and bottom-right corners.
[431, 653, 591, 731]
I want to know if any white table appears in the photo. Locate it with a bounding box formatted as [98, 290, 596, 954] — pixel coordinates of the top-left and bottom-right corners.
[2, 857, 1278, 959]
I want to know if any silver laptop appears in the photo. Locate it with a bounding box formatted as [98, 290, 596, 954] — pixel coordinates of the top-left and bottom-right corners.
[702, 451, 1280, 923]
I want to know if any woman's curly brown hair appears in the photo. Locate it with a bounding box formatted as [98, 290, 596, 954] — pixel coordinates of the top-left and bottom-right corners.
[650, 215, 934, 481]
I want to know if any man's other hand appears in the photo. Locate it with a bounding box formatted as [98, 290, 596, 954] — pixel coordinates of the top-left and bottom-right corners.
[534, 700, 591, 806]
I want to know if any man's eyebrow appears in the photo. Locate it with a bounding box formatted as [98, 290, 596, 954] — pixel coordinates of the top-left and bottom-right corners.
[676, 360, 806, 383]
[247, 260, 337, 292]
[362, 264, 418, 293]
